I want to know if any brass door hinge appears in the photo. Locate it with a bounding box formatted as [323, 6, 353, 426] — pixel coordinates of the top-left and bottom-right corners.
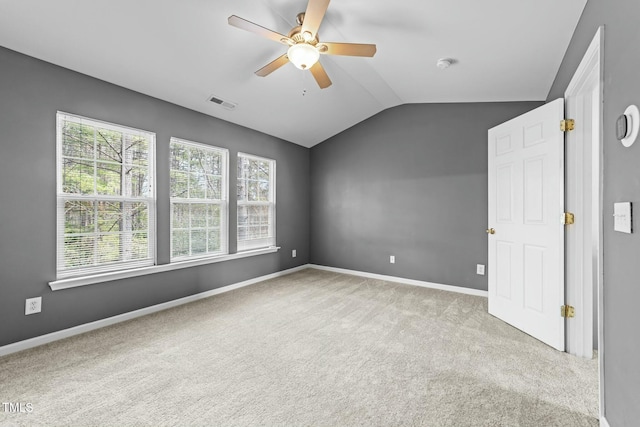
[563, 212, 575, 225]
[561, 305, 575, 318]
[561, 119, 575, 132]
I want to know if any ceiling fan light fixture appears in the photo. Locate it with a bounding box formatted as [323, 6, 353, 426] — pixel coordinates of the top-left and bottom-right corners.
[287, 43, 320, 70]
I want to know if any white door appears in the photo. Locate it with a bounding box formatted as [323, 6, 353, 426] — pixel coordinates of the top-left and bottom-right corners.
[488, 98, 565, 351]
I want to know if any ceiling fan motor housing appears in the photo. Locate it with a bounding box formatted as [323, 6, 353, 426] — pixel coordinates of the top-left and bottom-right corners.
[288, 26, 319, 45]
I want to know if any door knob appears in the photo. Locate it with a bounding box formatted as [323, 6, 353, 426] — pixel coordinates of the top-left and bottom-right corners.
[486, 228, 496, 234]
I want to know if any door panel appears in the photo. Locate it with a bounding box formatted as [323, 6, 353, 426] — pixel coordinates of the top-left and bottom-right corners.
[496, 165, 514, 222]
[488, 98, 565, 351]
[523, 244, 544, 312]
[524, 157, 544, 223]
[496, 242, 513, 299]
[524, 123, 544, 146]
[496, 134, 514, 155]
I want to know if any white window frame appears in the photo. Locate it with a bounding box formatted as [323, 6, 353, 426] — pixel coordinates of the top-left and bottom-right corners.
[237, 152, 276, 252]
[169, 137, 229, 261]
[56, 112, 156, 279]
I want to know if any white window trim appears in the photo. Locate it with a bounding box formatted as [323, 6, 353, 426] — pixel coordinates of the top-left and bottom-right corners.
[48, 246, 280, 290]
[169, 137, 229, 260]
[237, 152, 276, 252]
[56, 112, 157, 279]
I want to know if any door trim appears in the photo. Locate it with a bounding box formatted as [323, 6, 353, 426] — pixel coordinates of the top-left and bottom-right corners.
[564, 25, 604, 419]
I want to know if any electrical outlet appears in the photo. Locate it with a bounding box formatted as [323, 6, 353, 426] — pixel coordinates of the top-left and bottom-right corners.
[292, 249, 297, 258]
[25, 297, 42, 315]
[390, 255, 395, 264]
[476, 264, 485, 275]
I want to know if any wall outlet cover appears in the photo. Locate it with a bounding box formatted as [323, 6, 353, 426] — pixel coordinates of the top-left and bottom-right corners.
[25, 297, 42, 315]
[476, 264, 485, 275]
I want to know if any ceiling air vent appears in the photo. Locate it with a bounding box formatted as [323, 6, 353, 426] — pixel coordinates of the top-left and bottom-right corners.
[208, 94, 237, 111]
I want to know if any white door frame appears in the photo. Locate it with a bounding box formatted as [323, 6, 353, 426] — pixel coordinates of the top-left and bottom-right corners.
[564, 26, 604, 418]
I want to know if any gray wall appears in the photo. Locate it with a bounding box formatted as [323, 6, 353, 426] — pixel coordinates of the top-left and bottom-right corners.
[548, 0, 640, 424]
[310, 102, 541, 291]
[0, 46, 309, 347]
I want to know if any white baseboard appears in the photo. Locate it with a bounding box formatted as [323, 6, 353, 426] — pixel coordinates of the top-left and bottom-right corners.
[308, 264, 488, 297]
[600, 416, 611, 427]
[1, 264, 486, 358]
[0, 265, 308, 358]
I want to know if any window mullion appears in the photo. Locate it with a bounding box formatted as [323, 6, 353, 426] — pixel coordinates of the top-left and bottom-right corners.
[121, 138, 127, 262]
[188, 202, 193, 257]
[93, 126, 98, 196]
[186, 146, 191, 200]
[93, 199, 98, 267]
[123, 201, 130, 261]
[187, 148, 192, 257]
[121, 136, 126, 198]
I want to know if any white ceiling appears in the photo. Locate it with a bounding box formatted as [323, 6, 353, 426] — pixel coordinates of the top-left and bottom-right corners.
[0, 0, 587, 147]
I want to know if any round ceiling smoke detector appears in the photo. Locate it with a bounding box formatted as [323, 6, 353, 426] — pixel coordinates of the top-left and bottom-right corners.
[436, 58, 453, 69]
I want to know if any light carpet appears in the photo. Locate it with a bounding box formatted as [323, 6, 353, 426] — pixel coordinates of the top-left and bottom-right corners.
[0, 268, 599, 426]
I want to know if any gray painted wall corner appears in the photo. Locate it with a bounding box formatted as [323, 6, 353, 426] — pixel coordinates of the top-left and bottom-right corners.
[309, 102, 542, 292]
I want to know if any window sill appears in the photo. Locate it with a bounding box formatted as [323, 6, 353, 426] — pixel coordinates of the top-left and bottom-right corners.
[49, 246, 280, 291]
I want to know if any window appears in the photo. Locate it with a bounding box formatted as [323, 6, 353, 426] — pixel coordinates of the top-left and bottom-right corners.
[237, 153, 276, 251]
[56, 113, 155, 278]
[170, 138, 228, 260]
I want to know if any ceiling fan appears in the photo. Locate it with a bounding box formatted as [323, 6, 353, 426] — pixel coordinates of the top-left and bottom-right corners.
[228, 0, 376, 89]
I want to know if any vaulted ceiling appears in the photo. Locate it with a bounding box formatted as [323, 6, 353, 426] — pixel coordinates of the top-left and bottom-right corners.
[0, 0, 587, 147]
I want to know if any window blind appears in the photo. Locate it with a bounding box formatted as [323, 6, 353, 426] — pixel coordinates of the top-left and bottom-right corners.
[170, 138, 229, 260]
[237, 152, 276, 251]
[56, 112, 156, 278]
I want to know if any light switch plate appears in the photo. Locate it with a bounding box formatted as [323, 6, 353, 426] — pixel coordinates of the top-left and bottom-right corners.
[614, 202, 632, 233]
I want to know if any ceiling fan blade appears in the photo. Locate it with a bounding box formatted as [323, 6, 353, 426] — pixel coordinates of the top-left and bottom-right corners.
[301, 0, 330, 39]
[318, 42, 377, 57]
[309, 61, 332, 89]
[228, 15, 292, 45]
[255, 54, 290, 77]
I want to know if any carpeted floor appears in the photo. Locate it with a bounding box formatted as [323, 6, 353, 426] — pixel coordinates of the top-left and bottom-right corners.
[0, 268, 599, 426]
